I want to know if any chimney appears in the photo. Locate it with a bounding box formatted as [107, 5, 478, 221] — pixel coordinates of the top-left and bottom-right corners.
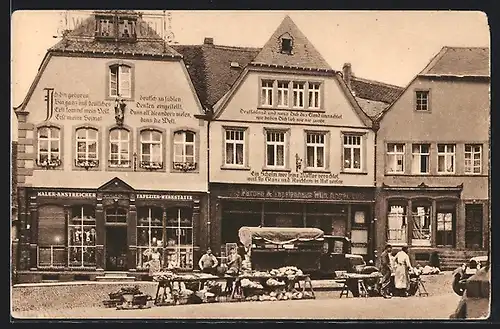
[342, 62, 352, 90]
[204, 37, 214, 46]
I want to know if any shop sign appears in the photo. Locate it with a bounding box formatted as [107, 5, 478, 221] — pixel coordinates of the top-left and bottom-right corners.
[247, 170, 343, 185]
[36, 191, 96, 198]
[136, 194, 193, 201]
[231, 188, 370, 201]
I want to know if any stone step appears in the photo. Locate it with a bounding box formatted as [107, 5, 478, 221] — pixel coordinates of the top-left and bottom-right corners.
[95, 276, 136, 282]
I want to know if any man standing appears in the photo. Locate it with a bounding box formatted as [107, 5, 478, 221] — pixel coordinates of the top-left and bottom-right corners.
[379, 244, 393, 298]
[198, 248, 218, 275]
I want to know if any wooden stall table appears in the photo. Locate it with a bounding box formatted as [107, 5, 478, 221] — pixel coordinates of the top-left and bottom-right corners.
[233, 274, 315, 300]
[339, 273, 381, 298]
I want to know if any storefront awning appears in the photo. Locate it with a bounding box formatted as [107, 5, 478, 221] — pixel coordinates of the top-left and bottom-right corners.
[238, 226, 324, 248]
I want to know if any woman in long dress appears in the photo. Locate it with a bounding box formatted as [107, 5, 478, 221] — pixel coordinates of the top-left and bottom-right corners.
[394, 246, 413, 296]
[148, 248, 162, 277]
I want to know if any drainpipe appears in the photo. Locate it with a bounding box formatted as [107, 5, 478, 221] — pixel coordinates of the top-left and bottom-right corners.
[372, 119, 380, 261]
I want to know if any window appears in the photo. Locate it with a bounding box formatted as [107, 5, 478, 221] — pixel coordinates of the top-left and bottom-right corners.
[415, 90, 429, 111]
[225, 129, 245, 166]
[173, 131, 196, 171]
[277, 81, 289, 107]
[465, 144, 482, 174]
[281, 37, 293, 54]
[436, 204, 455, 247]
[118, 18, 136, 39]
[293, 82, 305, 108]
[137, 207, 163, 269]
[140, 129, 163, 170]
[109, 64, 132, 98]
[37, 126, 61, 168]
[105, 207, 127, 223]
[387, 204, 407, 244]
[386, 143, 405, 173]
[75, 127, 99, 168]
[261, 80, 273, 107]
[266, 131, 286, 168]
[68, 205, 96, 267]
[411, 144, 430, 174]
[306, 132, 325, 169]
[96, 17, 115, 37]
[109, 128, 130, 167]
[165, 207, 194, 269]
[308, 83, 321, 109]
[411, 204, 431, 246]
[437, 144, 455, 174]
[38, 205, 66, 267]
[343, 134, 362, 171]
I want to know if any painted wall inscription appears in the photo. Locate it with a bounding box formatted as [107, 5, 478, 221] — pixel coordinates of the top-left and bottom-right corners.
[43, 88, 189, 124]
[240, 108, 343, 124]
[247, 170, 343, 185]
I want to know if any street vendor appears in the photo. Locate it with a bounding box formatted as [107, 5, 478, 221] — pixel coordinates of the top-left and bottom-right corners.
[198, 248, 218, 275]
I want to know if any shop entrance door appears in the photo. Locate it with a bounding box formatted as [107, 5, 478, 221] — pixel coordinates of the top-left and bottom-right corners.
[105, 226, 128, 271]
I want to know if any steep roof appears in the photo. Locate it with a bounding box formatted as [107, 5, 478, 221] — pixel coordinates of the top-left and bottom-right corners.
[350, 77, 403, 105]
[419, 47, 490, 77]
[251, 15, 332, 70]
[172, 44, 260, 109]
[49, 12, 181, 58]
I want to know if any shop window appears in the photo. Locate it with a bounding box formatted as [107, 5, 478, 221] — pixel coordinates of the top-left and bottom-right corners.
[350, 229, 368, 255]
[411, 144, 430, 174]
[68, 205, 96, 267]
[261, 80, 274, 107]
[411, 203, 432, 246]
[292, 82, 305, 108]
[277, 81, 290, 107]
[465, 144, 482, 174]
[343, 134, 362, 171]
[37, 126, 62, 168]
[139, 129, 163, 170]
[265, 202, 303, 228]
[137, 207, 164, 270]
[387, 203, 407, 245]
[437, 144, 455, 174]
[308, 83, 321, 109]
[165, 207, 194, 269]
[386, 143, 405, 173]
[265, 130, 286, 168]
[38, 205, 66, 268]
[224, 128, 245, 166]
[109, 64, 132, 98]
[75, 127, 99, 169]
[306, 132, 326, 169]
[109, 127, 131, 168]
[173, 130, 197, 171]
[415, 90, 430, 111]
[436, 203, 456, 247]
[105, 207, 127, 223]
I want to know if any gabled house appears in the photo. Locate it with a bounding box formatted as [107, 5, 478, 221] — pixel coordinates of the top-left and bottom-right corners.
[13, 10, 209, 283]
[175, 16, 401, 258]
[374, 47, 490, 269]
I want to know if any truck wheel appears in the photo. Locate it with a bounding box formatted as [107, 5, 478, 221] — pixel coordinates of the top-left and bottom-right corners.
[452, 275, 465, 296]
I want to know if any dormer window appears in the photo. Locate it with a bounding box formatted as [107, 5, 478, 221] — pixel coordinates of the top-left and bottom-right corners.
[281, 37, 293, 54]
[95, 14, 137, 41]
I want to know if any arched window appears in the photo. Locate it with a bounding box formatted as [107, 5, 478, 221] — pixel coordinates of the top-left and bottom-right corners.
[140, 129, 163, 170]
[109, 127, 130, 167]
[173, 130, 196, 171]
[75, 127, 99, 168]
[109, 64, 132, 98]
[37, 126, 61, 168]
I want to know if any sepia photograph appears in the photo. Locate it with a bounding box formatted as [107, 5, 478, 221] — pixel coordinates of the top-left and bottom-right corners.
[10, 9, 490, 320]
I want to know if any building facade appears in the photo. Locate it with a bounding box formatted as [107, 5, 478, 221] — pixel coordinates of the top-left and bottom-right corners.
[177, 17, 381, 258]
[374, 47, 490, 268]
[14, 11, 209, 283]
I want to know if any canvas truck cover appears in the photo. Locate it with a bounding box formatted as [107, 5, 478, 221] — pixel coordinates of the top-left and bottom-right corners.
[238, 226, 324, 249]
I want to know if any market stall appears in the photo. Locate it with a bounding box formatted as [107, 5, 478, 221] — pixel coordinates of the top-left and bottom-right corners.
[153, 266, 315, 306]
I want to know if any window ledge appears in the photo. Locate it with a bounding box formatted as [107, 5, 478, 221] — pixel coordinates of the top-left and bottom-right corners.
[220, 165, 251, 171]
[262, 167, 291, 172]
[303, 168, 330, 174]
[341, 170, 368, 175]
[385, 172, 406, 176]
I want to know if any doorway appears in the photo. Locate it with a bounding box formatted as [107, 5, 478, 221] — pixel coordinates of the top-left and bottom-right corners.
[105, 226, 128, 271]
[465, 204, 483, 249]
